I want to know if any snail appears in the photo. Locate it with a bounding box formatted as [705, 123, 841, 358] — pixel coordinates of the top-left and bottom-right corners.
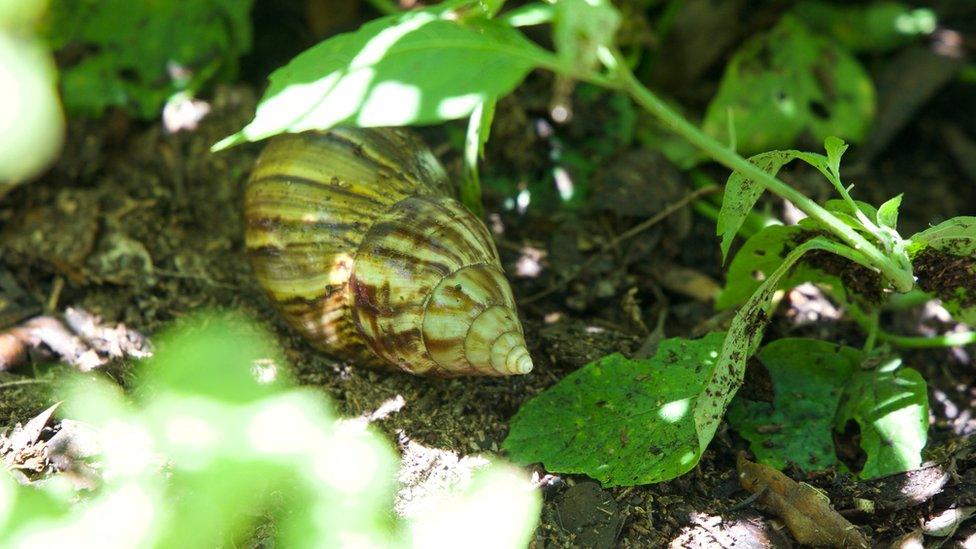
[244, 127, 533, 377]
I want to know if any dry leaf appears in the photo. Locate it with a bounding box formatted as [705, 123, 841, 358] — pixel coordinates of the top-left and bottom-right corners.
[737, 453, 869, 548]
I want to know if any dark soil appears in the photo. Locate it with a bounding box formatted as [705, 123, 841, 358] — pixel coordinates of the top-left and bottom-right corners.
[3, 4, 976, 547]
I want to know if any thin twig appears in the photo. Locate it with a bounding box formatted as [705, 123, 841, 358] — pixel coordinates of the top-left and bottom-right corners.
[0, 379, 51, 390]
[523, 186, 719, 304]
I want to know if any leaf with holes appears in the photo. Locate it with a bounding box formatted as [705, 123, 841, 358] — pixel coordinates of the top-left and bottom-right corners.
[728, 338, 861, 472]
[702, 15, 874, 156]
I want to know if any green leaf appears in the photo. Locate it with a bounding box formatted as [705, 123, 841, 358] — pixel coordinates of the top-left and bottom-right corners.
[552, 0, 620, 72]
[503, 332, 727, 486]
[794, 1, 935, 53]
[835, 362, 928, 478]
[501, 2, 555, 27]
[907, 217, 976, 324]
[717, 149, 827, 261]
[702, 16, 875, 156]
[823, 136, 848, 179]
[460, 99, 494, 216]
[824, 198, 879, 224]
[698, 237, 840, 447]
[728, 338, 861, 472]
[718, 225, 803, 309]
[909, 217, 976, 254]
[47, 0, 253, 118]
[876, 194, 902, 229]
[215, 7, 552, 149]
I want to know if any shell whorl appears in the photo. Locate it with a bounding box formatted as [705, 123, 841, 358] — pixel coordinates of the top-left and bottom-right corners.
[244, 128, 532, 377]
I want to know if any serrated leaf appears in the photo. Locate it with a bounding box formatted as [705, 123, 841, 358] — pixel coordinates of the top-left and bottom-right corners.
[702, 16, 874, 156]
[728, 339, 860, 472]
[835, 365, 928, 478]
[823, 136, 848, 178]
[215, 8, 550, 149]
[717, 149, 827, 261]
[908, 217, 976, 324]
[503, 332, 727, 486]
[876, 194, 902, 229]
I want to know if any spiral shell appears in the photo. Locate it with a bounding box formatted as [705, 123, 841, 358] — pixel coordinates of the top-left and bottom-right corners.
[244, 128, 533, 377]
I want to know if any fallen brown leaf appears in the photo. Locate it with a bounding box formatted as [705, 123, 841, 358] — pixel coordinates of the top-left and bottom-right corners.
[737, 453, 869, 548]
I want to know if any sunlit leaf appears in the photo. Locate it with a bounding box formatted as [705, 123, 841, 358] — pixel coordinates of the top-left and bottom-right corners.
[835, 362, 928, 478]
[0, 34, 63, 192]
[215, 6, 553, 149]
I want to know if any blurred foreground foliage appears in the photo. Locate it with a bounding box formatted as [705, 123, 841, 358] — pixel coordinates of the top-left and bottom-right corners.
[0, 314, 540, 547]
[0, 0, 64, 195]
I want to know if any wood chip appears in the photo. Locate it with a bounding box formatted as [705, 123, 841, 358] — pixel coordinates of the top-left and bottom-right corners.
[737, 453, 869, 548]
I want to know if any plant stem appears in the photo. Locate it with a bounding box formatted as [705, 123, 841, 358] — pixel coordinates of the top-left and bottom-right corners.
[879, 330, 976, 348]
[603, 51, 915, 292]
[863, 310, 879, 353]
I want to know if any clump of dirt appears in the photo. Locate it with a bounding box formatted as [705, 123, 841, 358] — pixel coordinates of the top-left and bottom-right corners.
[914, 248, 976, 309]
[804, 248, 884, 303]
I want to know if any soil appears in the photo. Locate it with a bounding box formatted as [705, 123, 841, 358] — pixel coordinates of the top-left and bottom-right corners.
[3, 4, 976, 547]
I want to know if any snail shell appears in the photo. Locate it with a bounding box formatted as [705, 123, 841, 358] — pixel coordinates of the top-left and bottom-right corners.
[244, 128, 533, 377]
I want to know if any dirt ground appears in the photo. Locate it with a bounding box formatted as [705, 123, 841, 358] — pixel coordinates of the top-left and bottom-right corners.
[3, 19, 976, 548]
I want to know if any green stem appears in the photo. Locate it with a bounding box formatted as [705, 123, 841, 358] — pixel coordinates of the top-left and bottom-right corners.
[879, 330, 976, 349]
[863, 310, 879, 353]
[602, 51, 914, 292]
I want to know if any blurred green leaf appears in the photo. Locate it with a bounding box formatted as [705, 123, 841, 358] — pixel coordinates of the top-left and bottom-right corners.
[2, 312, 540, 547]
[409, 464, 542, 547]
[216, 5, 553, 149]
[504, 332, 727, 486]
[729, 338, 860, 472]
[702, 16, 875, 156]
[0, 0, 48, 28]
[552, 0, 620, 72]
[137, 314, 288, 404]
[0, 34, 64, 191]
[46, 0, 253, 118]
[794, 1, 935, 53]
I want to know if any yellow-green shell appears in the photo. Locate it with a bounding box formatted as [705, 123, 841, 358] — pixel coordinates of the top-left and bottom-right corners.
[244, 128, 532, 377]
